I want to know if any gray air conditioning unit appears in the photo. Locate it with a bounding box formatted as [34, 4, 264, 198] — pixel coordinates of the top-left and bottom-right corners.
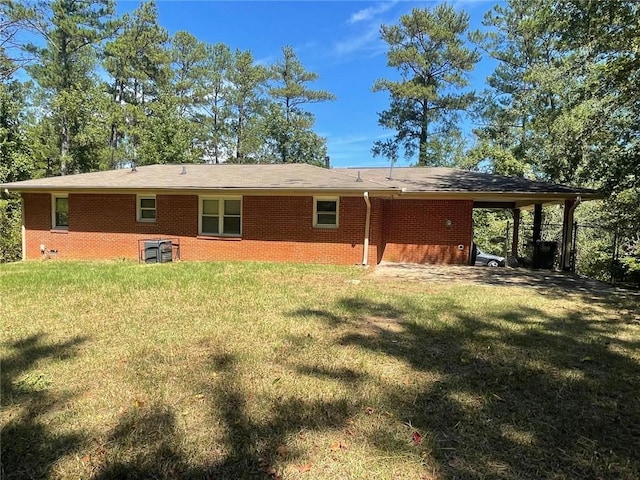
[144, 240, 173, 263]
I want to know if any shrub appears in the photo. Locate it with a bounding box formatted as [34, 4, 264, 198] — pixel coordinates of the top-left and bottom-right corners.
[0, 199, 22, 263]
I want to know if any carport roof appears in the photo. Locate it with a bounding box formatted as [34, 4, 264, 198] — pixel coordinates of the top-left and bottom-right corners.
[337, 167, 600, 196]
[337, 167, 602, 207]
[1, 164, 602, 205]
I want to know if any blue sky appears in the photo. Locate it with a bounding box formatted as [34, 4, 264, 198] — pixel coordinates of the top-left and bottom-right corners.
[116, 0, 500, 168]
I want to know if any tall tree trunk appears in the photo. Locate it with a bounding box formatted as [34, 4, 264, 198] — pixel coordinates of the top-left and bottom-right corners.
[279, 130, 288, 164]
[60, 116, 70, 175]
[418, 102, 429, 166]
[60, 34, 70, 175]
[236, 108, 243, 162]
[132, 79, 139, 163]
[213, 109, 219, 164]
[109, 80, 122, 169]
[213, 94, 221, 164]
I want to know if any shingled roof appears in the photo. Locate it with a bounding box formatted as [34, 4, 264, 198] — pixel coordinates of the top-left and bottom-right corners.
[0, 164, 385, 193]
[1, 163, 601, 205]
[336, 167, 601, 196]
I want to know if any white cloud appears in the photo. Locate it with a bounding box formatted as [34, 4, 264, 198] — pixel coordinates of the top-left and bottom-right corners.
[326, 132, 398, 166]
[332, 1, 404, 58]
[348, 1, 398, 24]
[333, 22, 382, 57]
[331, 133, 394, 147]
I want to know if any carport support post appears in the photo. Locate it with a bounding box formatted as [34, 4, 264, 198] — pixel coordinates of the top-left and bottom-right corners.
[532, 203, 543, 243]
[560, 198, 576, 271]
[511, 208, 521, 256]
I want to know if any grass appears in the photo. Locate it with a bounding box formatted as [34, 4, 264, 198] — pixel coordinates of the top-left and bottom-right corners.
[1, 260, 639, 479]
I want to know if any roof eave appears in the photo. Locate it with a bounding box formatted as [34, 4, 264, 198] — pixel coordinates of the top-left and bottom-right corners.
[2, 185, 604, 202]
[3, 185, 396, 196]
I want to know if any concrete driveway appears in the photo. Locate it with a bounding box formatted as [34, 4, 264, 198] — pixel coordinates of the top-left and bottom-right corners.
[372, 262, 639, 301]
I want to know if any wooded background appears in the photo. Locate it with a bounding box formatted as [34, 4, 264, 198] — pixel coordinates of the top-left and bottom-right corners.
[1, 1, 637, 283]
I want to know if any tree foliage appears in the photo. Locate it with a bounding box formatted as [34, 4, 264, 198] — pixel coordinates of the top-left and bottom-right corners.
[225, 49, 269, 163]
[0, 78, 32, 183]
[267, 46, 335, 165]
[25, 0, 116, 175]
[373, 4, 479, 166]
[471, 0, 639, 282]
[199, 42, 233, 163]
[103, 0, 169, 166]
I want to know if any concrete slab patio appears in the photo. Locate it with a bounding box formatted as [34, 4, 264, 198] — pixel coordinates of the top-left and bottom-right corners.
[372, 262, 640, 302]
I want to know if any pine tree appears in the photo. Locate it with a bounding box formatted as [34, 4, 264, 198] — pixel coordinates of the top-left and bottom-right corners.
[27, 0, 115, 174]
[103, 0, 169, 166]
[166, 30, 207, 162]
[0, 0, 39, 80]
[171, 30, 207, 117]
[0, 21, 34, 262]
[267, 46, 335, 165]
[227, 49, 269, 162]
[470, 0, 569, 180]
[373, 4, 479, 166]
[200, 43, 233, 163]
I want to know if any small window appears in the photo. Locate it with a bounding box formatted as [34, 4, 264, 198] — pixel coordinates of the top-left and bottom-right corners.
[137, 195, 156, 222]
[200, 197, 242, 236]
[52, 195, 68, 229]
[314, 197, 338, 228]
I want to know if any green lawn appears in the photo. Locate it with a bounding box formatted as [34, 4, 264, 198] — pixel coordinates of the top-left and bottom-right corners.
[2, 261, 639, 479]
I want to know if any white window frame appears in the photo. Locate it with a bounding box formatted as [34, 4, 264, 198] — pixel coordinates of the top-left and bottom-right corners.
[313, 196, 339, 228]
[137, 194, 157, 223]
[199, 196, 242, 237]
[52, 193, 69, 230]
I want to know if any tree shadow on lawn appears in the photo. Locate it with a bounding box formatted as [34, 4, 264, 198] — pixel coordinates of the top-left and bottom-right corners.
[91, 404, 193, 480]
[297, 296, 640, 479]
[92, 352, 357, 480]
[1, 333, 89, 479]
[203, 353, 355, 479]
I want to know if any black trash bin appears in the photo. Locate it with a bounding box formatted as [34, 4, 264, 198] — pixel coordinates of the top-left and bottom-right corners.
[531, 241, 557, 269]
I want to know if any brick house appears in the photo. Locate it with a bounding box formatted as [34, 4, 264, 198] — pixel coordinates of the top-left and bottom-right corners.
[1, 164, 600, 267]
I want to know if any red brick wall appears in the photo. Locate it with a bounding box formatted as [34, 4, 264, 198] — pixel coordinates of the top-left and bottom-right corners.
[22, 193, 472, 265]
[23, 193, 51, 232]
[23, 193, 377, 265]
[379, 199, 473, 264]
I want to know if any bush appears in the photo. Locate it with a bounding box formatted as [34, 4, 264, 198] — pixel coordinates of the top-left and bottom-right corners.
[0, 199, 22, 263]
[619, 256, 640, 285]
[575, 239, 613, 282]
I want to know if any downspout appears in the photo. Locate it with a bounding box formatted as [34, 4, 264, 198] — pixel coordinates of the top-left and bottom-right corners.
[21, 194, 26, 261]
[362, 192, 371, 266]
[570, 196, 581, 217]
[562, 196, 581, 271]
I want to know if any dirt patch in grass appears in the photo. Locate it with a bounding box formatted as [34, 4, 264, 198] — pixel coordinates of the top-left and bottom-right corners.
[360, 316, 405, 335]
[374, 262, 640, 302]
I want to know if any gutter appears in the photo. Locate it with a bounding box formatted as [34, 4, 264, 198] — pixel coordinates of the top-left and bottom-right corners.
[362, 192, 371, 266]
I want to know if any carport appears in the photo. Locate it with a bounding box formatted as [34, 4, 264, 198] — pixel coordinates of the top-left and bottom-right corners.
[473, 194, 594, 271]
[343, 168, 603, 270]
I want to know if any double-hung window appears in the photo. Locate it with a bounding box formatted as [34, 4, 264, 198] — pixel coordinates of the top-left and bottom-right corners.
[137, 194, 156, 222]
[313, 197, 339, 228]
[200, 197, 242, 236]
[52, 194, 69, 229]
